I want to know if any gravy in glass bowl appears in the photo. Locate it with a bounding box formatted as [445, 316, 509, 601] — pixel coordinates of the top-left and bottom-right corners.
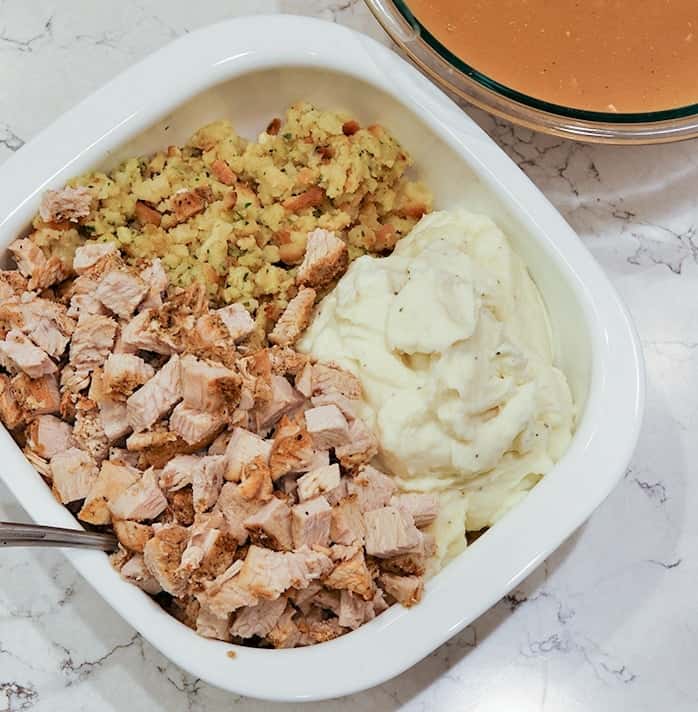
[406, 0, 698, 113]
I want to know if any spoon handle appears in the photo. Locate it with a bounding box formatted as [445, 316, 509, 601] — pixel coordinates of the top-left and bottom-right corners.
[0, 521, 118, 551]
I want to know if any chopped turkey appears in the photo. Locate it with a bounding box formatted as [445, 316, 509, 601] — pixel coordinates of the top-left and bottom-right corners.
[330, 494, 365, 546]
[324, 547, 374, 600]
[364, 506, 422, 558]
[69, 314, 117, 372]
[180, 354, 238, 412]
[10, 373, 60, 417]
[50, 447, 98, 503]
[78, 460, 141, 525]
[142, 523, 189, 596]
[192, 455, 225, 513]
[224, 427, 272, 482]
[170, 403, 225, 446]
[379, 573, 424, 607]
[26, 414, 74, 460]
[72, 243, 117, 274]
[296, 463, 340, 502]
[108, 468, 168, 521]
[291, 496, 332, 549]
[120, 554, 162, 595]
[244, 497, 293, 551]
[269, 287, 316, 347]
[231, 597, 288, 639]
[39, 186, 92, 223]
[126, 355, 182, 432]
[346, 465, 396, 513]
[113, 520, 153, 553]
[296, 229, 348, 289]
[102, 353, 154, 399]
[390, 492, 439, 528]
[0, 330, 56, 378]
[304, 404, 350, 450]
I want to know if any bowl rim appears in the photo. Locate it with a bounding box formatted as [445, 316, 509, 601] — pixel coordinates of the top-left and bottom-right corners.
[0, 14, 645, 701]
[364, 0, 698, 144]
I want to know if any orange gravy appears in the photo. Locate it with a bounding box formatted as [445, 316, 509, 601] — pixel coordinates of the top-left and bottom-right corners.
[407, 0, 698, 113]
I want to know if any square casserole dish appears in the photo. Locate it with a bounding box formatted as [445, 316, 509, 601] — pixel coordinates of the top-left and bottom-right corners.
[0, 15, 644, 702]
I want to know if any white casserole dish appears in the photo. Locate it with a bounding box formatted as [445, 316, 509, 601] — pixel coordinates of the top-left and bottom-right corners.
[0, 15, 644, 701]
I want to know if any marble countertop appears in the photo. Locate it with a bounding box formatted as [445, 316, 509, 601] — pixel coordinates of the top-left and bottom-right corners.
[1, 1, 696, 710]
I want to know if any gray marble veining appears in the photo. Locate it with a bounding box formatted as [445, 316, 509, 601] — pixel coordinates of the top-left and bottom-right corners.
[1, 1, 697, 710]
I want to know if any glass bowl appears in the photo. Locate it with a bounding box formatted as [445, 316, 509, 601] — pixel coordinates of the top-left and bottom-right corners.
[364, 0, 698, 144]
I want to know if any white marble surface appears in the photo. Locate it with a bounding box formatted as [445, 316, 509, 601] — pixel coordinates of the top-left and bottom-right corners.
[1, 1, 697, 710]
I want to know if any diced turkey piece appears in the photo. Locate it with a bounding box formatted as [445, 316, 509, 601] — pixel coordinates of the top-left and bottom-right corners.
[196, 607, 231, 642]
[95, 269, 149, 319]
[312, 588, 341, 616]
[311, 363, 362, 400]
[178, 519, 226, 574]
[268, 287, 316, 347]
[26, 415, 74, 460]
[197, 560, 255, 617]
[216, 303, 255, 342]
[291, 496, 332, 549]
[254, 375, 305, 432]
[324, 547, 374, 600]
[108, 468, 168, 521]
[267, 606, 301, 648]
[224, 427, 272, 482]
[0, 374, 24, 430]
[208, 430, 231, 456]
[0, 330, 56, 378]
[243, 497, 293, 551]
[295, 363, 312, 398]
[113, 520, 153, 553]
[379, 573, 424, 607]
[50, 448, 98, 504]
[296, 229, 348, 289]
[170, 403, 225, 446]
[138, 258, 168, 310]
[180, 354, 238, 412]
[237, 545, 332, 600]
[126, 355, 182, 432]
[72, 405, 109, 462]
[69, 314, 117, 372]
[109, 447, 140, 467]
[330, 494, 365, 545]
[10, 373, 60, 417]
[0, 270, 27, 300]
[310, 392, 357, 420]
[102, 353, 154, 398]
[68, 293, 107, 320]
[119, 309, 177, 355]
[99, 396, 131, 443]
[231, 597, 288, 639]
[159, 454, 200, 491]
[364, 506, 422, 559]
[120, 554, 162, 595]
[296, 463, 340, 502]
[390, 493, 439, 528]
[39, 186, 92, 223]
[238, 457, 273, 502]
[338, 590, 377, 630]
[192, 455, 225, 513]
[9, 297, 75, 359]
[335, 419, 378, 469]
[8, 238, 47, 279]
[296, 609, 347, 645]
[72, 243, 117, 274]
[346, 465, 396, 513]
[142, 524, 189, 596]
[268, 415, 315, 480]
[304, 404, 350, 450]
[214, 483, 264, 545]
[78, 460, 141, 525]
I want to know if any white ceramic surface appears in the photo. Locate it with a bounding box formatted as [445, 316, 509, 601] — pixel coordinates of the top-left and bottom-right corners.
[0, 7, 646, 708]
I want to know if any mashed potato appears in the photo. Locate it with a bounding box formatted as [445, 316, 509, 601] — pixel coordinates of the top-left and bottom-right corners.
[299, 209, 574, 566]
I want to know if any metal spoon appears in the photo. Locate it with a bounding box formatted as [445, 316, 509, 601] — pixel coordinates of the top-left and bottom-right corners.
[0, 522, 118, 551]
